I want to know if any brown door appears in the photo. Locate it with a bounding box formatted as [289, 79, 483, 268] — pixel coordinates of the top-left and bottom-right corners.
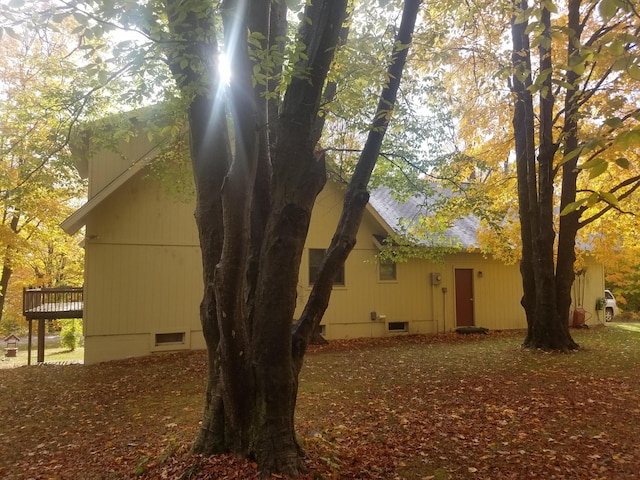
[455, 268, 474, 327]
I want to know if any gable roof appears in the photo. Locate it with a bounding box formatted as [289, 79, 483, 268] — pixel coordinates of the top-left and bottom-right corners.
[369, 187, 480, 249]
[62, 158, 480, 249]
[61, 106, 169, 235]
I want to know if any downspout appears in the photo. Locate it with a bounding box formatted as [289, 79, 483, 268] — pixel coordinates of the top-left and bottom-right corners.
[442, 287, 448, 332]
[431, 283, 436, 333]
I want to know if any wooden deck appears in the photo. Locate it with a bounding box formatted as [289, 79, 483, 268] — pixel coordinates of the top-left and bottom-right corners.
[23, 287, 83, 319]
[22, 287, 84, 365]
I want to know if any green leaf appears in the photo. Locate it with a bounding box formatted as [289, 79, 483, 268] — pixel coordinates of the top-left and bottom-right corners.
[73, 12, 89, 26]
[97, 70, 109, 86]
[615, 157, 630, 169]
[598, 0, 618, 22]
[604, 117, 623, 128]
[608, 40, 624, 57]
[4, 27, 20, 40]
[524, 21, 540, 35]
[576, 156, 609, 179]
[629, 64, 640, 81]
[559, 147, 581, 166]
[612, 57, 628, 71]
[589, 160, 608, 179]
[586, 192, 599, 207]
[578, 157, 606, 170]
[52, 12, 70, 23]
[542, 0, 558, 13]
[553, 78, 574, 90]
[614, 130, 640, 149]
[285, 0, 302, 10]
[571, 61, 585, 75]
[600, 191, 619, 206]
[514, 10, 530, 24]
[560, 198, 587, 216]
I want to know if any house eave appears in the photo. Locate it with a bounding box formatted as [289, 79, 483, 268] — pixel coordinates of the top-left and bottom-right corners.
[60, 156, 155, 235]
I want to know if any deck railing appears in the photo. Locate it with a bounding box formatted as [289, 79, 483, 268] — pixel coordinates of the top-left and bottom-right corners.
[22, 287, 84, 318]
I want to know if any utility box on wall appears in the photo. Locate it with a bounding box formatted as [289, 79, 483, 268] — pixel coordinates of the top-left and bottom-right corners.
[430, 272, 442, 285]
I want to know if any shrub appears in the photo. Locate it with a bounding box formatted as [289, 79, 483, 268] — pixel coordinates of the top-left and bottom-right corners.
[60, 320, 83, 351]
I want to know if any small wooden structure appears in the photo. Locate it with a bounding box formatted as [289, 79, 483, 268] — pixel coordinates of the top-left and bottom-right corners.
[4, 333, 20, 357]
[22, 287, 83, 365]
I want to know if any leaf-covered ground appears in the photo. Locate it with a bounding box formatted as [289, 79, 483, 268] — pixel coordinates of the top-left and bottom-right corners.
[1, 325, 640, 479]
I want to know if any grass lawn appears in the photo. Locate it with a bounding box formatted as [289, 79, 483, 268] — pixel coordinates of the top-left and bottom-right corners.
[1, 336, 84, 368]
[1, 325, 639, 479]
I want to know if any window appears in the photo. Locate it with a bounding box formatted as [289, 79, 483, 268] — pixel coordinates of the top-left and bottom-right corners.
[379, 258, 397, 281]
[155, 332, 185, 346]
[309, 249, 344, 285]
[387, 321, 408, 332]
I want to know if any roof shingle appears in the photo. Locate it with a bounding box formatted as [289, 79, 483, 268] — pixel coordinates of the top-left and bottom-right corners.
[369, 187, 480, 249]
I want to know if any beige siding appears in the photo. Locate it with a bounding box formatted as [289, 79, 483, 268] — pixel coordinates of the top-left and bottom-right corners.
[83, 169, 203, 364]
[84, 243, 201, 336]
[569, 259, 606, 325]
[295, 183, 529, 337]
[85, 171, 198, 246]
[446, 253, 526, 331]
[81, 161, 606, 363]
[299, 248, 529, 338]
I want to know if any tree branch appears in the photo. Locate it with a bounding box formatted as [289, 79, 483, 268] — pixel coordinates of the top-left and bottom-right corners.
[292, 0, 422, 367]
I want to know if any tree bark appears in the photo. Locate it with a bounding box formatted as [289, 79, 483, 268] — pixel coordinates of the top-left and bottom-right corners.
[247, 1, 348, 473]
[511, 0, 578, 351]
[164, 0, 347, 475]
[0, 214, 21, 323]
[0, 250, 13, 322]
[556, 0, 584, 340]
[163, 0, 419, 475]
[293, 0, 422, 368]
[511, 0, 537, 341]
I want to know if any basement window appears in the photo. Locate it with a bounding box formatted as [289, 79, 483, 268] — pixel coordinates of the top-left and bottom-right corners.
[387, 321, 408, 333]
[155, 332, 185, 346]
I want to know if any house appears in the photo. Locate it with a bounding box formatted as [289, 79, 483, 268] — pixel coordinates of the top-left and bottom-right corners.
[62, 133, 607, 365]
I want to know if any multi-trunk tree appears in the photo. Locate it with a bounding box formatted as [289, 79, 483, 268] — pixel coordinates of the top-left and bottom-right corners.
[171, 1, 420, 475]
[510, 0, 640, 349]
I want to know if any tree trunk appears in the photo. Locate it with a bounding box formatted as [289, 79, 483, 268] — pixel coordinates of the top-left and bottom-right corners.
[556, 0, 584, 337]
[511, 0, 538, 341]
[0, 251, 13, 322]
[164, 0, 347, 475]
[0, 214, 20, 323]
[511, 0, 578, 351]
[163, 0, 419, 475]
[292, 1, 422, 368]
